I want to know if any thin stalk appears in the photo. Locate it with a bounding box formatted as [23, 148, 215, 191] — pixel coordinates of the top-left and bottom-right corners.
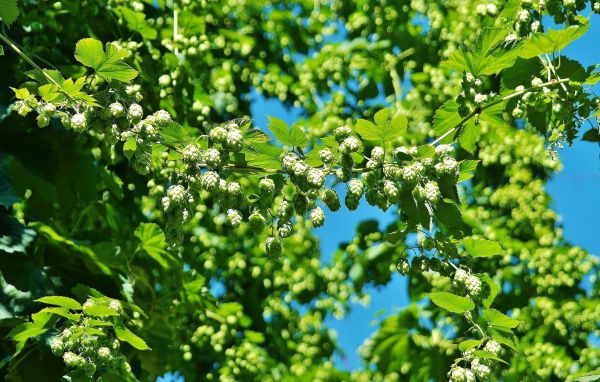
[0, 32, 59, 86]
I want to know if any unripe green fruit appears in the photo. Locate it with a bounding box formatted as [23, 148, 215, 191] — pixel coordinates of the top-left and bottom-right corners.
[154, 110, 171, 126]
[71, 113, 87, 131]
[383, 180, 400, 203]
[37, 114, 50, 128]
[201, 171, 220, 192]
[345, 195, 359, 211]
[278, 220, 292, 237]
[265, 236, 282, 256]
[397, 259, 410, 275]
[209, 126, 227, 143]
[226, 129, 243, 152]
[128, 103, 144, 122]
[310, 207, 325, 227]
[347, 179, 364, 198]
[370, 146, 385, 163]
[293, 194, 309, 216]
[258, 178, 275, 199]
[319, 148, 334, 164]
[334, 125, 352, 140]
[248, 211, 266, 233]
[306, 168, 325, 188]
[277, 199, 293, 219]
[281, 152, 298, 171]
[335, 167, 352, 182]
[322, 189, 341, 212]
[227, 209, 242, 227]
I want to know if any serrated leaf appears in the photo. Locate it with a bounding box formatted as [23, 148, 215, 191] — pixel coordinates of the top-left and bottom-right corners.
[429, 292, 474, 313]
[114, 323, 150, 350]
[83, 304, 119, 317]
[355, 108, 406, 150]
[8, 323, 48, 343]
[520, 23, 589, 59]
[473, 350, 508, 364]
[482, 308, 520, 329]
[458, 160, 479, 182]
[433, 101, 462, 142]
[459, 339, 483, 352]
[159, 121, 188, 147]
[242, 142, 282, 170]
[32, 307, 81, 322]
[134, 223, 172, 268]
[573, 369, 600, 382]
[463, 238, 503, 257]
[0, 0, 19, 26]
[489, 328, 518, 352]
[459, 121, 479, 154]
[115, 6, 157, 40]
[74, 38, 138, 83]
[36, 296, 82, 310]
[480, 274, 499, 308]
[266, 116, 307, 148]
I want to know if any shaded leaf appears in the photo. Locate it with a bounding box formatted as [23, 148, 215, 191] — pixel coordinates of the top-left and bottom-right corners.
[429, 292, 474, 313]
[36, 296, 82, 310]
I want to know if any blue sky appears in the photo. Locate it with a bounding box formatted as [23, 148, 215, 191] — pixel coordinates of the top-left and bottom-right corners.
[248, 16, 600, 370]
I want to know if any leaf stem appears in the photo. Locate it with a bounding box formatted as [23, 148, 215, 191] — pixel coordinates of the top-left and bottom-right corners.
[0, 32, 59, 86]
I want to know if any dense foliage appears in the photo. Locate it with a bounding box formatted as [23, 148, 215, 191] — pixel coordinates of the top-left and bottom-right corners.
[0, 0, 599, 381]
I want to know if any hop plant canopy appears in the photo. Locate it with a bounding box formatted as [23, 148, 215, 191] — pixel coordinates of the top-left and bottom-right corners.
[0, 0, 599, 381]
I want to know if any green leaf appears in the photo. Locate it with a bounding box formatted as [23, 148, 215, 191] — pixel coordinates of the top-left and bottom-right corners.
[429, 292, 474, 313]
[520, 23, 589, 59]
[123, 138, 137, 160]
[355, 108, 407, 150]
[266, 116, 307, 148]
[573, 369, 600, 382]
[115, 7, 157, 40]
[458, 160, 479, 182]
[74, 38, 138, 83]
[0, 213, 36, 253]
[459, 122, 478, 154]
[159, 121, 188, 147]
[489, 328, 518, 351]
[0, 45, 4, 56]
[463, 238, 503, 258]
[482, 308, 520, 329]
[134, 223, 172, 269]
[459, 339, 483, 352]
[32, 307, 81, 322]
[8, 323, 48, 343]
[36, 296, 82, 310]
[114, 323, 150, 350]
[433, 101, 462, 142]
[0, 0, 19, 26]
[473, 350, 508, 364]
[242, 142, 283, 170]
[502, 57, 543, 89]
[480, 274, 499, 308]
[83, 304, 119, 317]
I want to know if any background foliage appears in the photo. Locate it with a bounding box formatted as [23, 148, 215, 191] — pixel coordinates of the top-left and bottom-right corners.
[0, 0, 599, 381]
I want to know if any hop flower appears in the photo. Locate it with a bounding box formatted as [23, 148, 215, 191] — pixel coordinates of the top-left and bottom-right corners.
[422, 181, 440, 203]
[310, 207, 325, 227]
[201, 171, 220, 192]
[226, 129, 243, 152]
[167, 185, 186, 203]
[226, 181, 241, 197]
[322, 189, 341, 212]
[265, 236, 282, 256]
[50, 338, 65, 356]
[204, 148, 222, 168]
[109, 102, 124, 117]
[397, 259, 410, 274]
[319, 148, 334, 164]
[278, 220, 293, 237]
[484, 340, 502, 355]
[339, 136, 360, 153]
[531, 77, 543, 87]
[258, 178, 275, 198]
[465, 275, 482, 296]
[248, 210, 266, 233]
[345, 194, 359, 211]
[370, 146, 385, 163]
[401, 164, 418, 182]
[292, 161, 309, 177]
[183, 144, 201, 162]
[281, 152, 298, 171]
[71, 113, 87, 131]
[209, 126, 227, 143]
[128, 103, 144, 122]
[347, 179, 364, 198]
[471, 358, 491, 379]
[37, 114, 50, 128]
[306, 168, 325, 188]
[63, 351, 85, 368]
[454, 268, 468, 283]
[334, 125, 352, 140]
[517, 9, 530, 22]
[383, 180, 400, 203]
[97, 346, 112, 361]
[435, 157, 458, 175]
[277, 199, 293, 219]
[158, 74, 171, 86]
[449, 366, 475, 382]
[41, 103, 56, 115]
[109, 300, 122, 312]
[84, 361, 97, 377]
[227, 209, 242, 227]
[154, 110, 171, 126]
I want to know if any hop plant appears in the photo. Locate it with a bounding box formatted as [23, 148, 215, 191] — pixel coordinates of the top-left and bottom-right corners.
[465, 275, 482, 296]
[347, 179, 364, 199]
[306, 168, 325, 188]
[471, 358, 491, 379]
[278, 220, 293, 238]
[201, 171, 220, 192]
[248, 210, 266, 233]
[258, 178, 276, 199]
[209, 126, 227, 143]
[484, 340, 502, 355]
[204, 148, 222, 168]
[109, 102, 124, 117]
[322, 189, 341, 212]
[310, 207, 325, 227]
[227, 209, 242, 227]
[449, 366, 475, 382]
[334, 125, 352, 140]
[319, 148, 334, 164]
[128, 103, 144, 122]
[226, 129, 243, 152]
[265, 236, 282, 256]
[71, 113, 87, 131]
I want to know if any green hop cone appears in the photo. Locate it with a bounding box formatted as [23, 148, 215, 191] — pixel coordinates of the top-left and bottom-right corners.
[322, 189, 341, 212]
[248, 210, 266, 233]
[265, 236, 282, 256]
[310, 207, 325, 227]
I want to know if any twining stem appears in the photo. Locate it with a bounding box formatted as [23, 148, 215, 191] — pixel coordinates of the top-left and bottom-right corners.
[0, 32, 60, 86]
[429, 78, 571, 147]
